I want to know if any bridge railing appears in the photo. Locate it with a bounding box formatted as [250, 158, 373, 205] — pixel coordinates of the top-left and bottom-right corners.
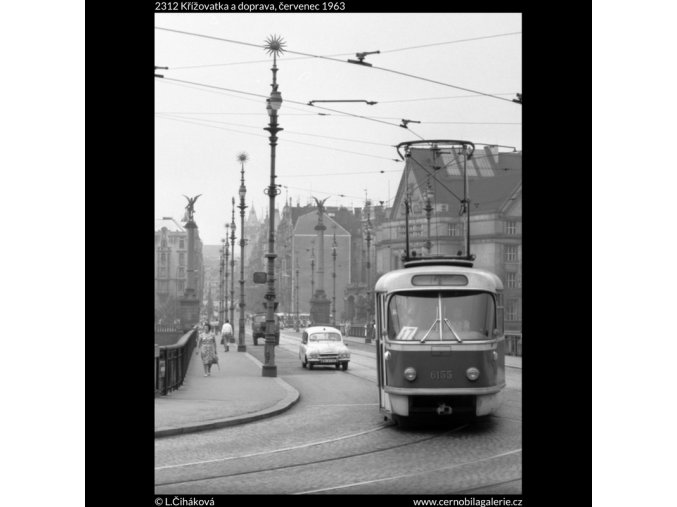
[505, 333, 522, 357]
[155, 327, 198, 396]
[346, 325, 367, 338]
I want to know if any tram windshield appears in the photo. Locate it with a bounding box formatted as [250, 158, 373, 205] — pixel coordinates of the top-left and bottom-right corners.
[387, 291, 495, 342]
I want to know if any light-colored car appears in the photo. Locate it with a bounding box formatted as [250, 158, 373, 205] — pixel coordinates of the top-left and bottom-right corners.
[299, 326, 351, 371]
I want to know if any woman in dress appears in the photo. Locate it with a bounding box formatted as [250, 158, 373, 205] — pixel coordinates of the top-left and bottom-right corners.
[196, 322, 218, 376]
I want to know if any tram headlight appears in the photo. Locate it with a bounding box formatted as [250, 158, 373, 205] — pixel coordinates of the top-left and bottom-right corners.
[466, 367, 480, 381]
[404, 367, 417, 382]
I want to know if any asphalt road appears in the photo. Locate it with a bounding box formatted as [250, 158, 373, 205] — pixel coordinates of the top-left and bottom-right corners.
[154, 328, 522, 495]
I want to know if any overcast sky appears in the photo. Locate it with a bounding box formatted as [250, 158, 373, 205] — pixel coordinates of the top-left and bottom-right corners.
[155, 13, 522, 245]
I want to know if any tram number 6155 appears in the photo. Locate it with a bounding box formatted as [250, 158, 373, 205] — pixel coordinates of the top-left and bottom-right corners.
[430, 370, 452, 380]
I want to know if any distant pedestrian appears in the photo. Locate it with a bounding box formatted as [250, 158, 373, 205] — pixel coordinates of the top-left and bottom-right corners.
[365, 321, 375, 340]
[196, 323, 218, 376]
[221, 320, 234, 351]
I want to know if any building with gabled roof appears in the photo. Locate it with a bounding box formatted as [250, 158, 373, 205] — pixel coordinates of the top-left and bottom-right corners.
[376, 146, 522, 335]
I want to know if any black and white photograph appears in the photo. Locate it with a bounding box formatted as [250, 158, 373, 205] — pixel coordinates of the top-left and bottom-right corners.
[154, 8, 522, 498]
[13, 2, 677, 506]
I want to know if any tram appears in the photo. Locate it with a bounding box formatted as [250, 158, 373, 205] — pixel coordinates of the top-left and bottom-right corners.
[375, 257, 505, 425]
[375, 139, 507, 426]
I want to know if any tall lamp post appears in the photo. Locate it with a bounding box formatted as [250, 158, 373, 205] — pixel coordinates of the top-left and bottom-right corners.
[424, 182, 433, 255]
[262, 34, 285, 378]
[224, 224, 230, 322]
[310, 247, 315, 297]
[332, 233, 337, 327]
[294, 255, 300, 332]
[364, 209, 373, 344]
[230, 198, 237, 329]
[219, 238, 226, 327]
[237, 153, 248, 352]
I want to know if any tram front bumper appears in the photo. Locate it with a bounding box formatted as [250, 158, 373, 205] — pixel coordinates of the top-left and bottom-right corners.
[386, 390, 503, 417]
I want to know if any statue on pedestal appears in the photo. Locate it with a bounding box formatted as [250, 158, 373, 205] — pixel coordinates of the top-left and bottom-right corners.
[182, 194, 202, 222]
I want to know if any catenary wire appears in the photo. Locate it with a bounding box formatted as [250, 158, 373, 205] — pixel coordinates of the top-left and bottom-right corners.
[155, 113, 395, 147]
[155, 114, 399, 161]
[155, 27, 518, 104]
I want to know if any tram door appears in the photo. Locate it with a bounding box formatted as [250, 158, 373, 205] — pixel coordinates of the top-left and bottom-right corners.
[375, 292, 389, 413]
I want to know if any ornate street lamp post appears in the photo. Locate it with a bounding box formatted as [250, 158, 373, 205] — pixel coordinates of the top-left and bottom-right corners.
[230, 198, 237, 329]
[364, 207, 373, 344]
[224, 224, 230, 322]
[219, 238, 225, 327]
[424, 183, 433, 255]
[310, 247, 315, 298]
[262, 34, 285, 377]
[237, 153, 248, 352]
[332, 233, 337, 327]
[294, 255, 300, 332]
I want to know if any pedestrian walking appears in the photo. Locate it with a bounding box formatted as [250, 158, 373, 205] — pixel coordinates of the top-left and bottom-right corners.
[196, 322, 218, 376]
[221, 319, 234, 351]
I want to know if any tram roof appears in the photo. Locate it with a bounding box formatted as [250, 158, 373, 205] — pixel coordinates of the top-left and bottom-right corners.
[375, 264, 503, 293]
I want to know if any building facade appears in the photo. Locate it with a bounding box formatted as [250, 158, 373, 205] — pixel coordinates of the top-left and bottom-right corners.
[374, 146, 522, 335]
[154, 217, 204, 324]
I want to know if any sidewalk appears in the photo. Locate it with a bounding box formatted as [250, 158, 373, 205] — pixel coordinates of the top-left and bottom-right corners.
[154, 345, 300, 438]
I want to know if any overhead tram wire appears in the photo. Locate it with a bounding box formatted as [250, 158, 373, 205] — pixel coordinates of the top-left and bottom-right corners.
[155, 111, 322, 116]
[155, 28, 519, 104]
[379, 32, 521, 53]
[157, 79, 519, 128]
[424, 121, 521, 125]
[155, 114, 399, 161]
[157, 76, 406, 130]
[169, 52, 354, 70]
[281, 169, 401, 178]
[378, 93, 516, 104]
[156, 26, 519, 69]
[366, 65, 516, 104]
[155, 78, 338, 117]
[281, 184, 367, 201]
[156, 112, 397, 147]
[157, 79, 517, 128]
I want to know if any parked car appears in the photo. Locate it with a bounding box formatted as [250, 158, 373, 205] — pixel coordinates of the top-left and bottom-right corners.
[251, 313, 280, 346]
[299, 326, 351, 370]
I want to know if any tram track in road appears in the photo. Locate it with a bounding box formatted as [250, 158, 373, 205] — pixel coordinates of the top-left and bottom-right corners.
[155, 423, 469, 488]
[488, 414, 522, 423]
[452, 476, 523, 494]
[157, 330, 522, 494]
[294, 447, 522, 494]
[155, 424, 390, 471]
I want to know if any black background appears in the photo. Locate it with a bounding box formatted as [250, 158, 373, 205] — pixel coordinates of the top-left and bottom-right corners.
[86, 3, 590, 505]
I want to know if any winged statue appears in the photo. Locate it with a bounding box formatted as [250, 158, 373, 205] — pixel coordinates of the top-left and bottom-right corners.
[182, 194, 202, 222]
[312, 196, 330, 216]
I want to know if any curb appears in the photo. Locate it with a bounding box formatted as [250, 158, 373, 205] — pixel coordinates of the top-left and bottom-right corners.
[154, 354, 300, 439]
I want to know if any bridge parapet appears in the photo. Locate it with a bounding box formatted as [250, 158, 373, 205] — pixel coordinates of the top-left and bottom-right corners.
[155, 327, 198, 396]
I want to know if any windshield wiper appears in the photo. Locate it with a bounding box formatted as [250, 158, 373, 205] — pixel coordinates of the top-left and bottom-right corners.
[420, 319, 438, 343]
[444, 319, 463, 343]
